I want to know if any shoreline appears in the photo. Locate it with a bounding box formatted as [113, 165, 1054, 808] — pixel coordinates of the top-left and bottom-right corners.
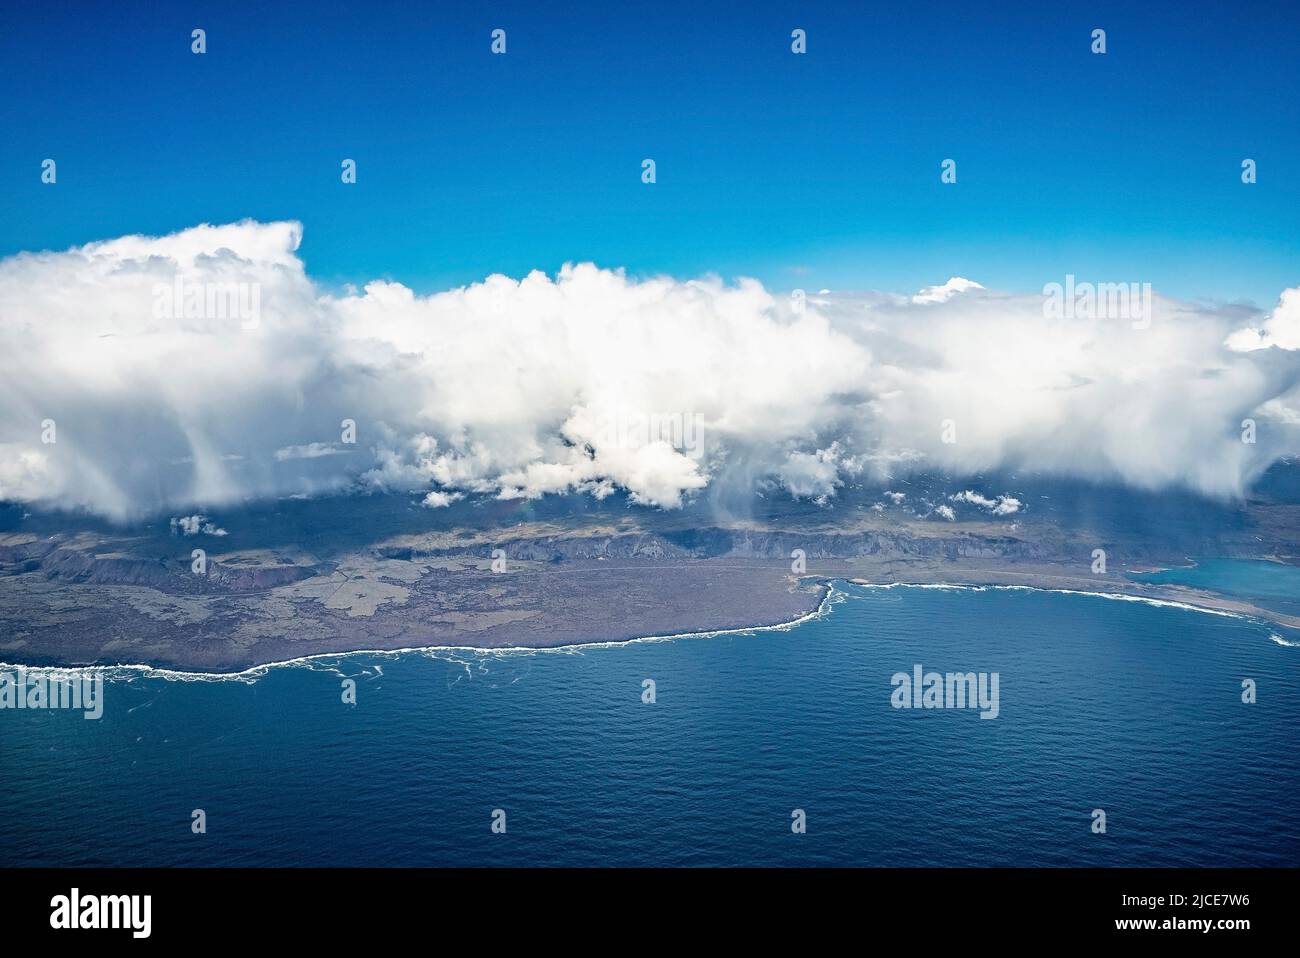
[0, 580, 839, 681]
[3, 570, 1296, 680]
[849, 579, 1251, 619]
[839, 567, 1300, 631]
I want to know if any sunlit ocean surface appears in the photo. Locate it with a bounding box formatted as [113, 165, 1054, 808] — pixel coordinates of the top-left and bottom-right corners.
[2, 582, 1297, 866]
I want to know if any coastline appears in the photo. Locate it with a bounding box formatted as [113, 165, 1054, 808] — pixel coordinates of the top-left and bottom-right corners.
[840, 566, 1300, 631]
[0, 579, 839, 681]
[4, 566, 1297, 681]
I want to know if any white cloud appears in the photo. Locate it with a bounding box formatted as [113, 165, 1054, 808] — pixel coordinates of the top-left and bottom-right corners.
[0, 220, 1298, 520]
[951, 490, 1022, 516]
[421, 490, 463, 509]
[1226, 287, 1300, 351]
[912, 276, 985, 304]
[170, 514, 227, 536]
[274, 442, 347, 461]
[779, 442, 859, 502]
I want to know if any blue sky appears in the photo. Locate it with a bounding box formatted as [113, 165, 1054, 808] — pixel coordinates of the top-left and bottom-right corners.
[2, 0, 1297, 306]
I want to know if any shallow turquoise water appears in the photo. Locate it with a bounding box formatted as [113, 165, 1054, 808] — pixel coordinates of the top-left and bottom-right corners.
[1129, 558, 1300, 616]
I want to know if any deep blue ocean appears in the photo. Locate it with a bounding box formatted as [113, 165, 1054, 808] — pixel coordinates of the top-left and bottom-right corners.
[2, 581, 1298, 867]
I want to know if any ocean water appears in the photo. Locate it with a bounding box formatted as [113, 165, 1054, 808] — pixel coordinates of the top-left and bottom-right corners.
[1, 582, 1297, 867]
[1130, 558, 1300, 617]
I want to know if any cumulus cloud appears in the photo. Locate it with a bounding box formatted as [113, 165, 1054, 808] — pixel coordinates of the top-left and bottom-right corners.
[1, 220, 1299, 520]
[421, 490, 463, 509]
[1226, 287, 1300, 352]
[778, 441, 866, 503]
[911, 276, 984, 304]
[170, 514, 227, 536]
[951, 490, 1022, 516]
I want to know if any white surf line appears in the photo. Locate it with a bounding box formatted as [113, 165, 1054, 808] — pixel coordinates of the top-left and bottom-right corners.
[0, 581, 838, 683]
[11, 568, 1292, 682]
[412, 560, 831, 578]
[847, 579, 1273, 623]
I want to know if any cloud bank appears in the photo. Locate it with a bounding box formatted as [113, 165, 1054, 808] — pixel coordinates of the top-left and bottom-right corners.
[1, 220, 1298, 520]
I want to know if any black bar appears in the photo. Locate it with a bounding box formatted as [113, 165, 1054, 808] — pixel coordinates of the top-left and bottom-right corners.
[0, 867, 1283, 943]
